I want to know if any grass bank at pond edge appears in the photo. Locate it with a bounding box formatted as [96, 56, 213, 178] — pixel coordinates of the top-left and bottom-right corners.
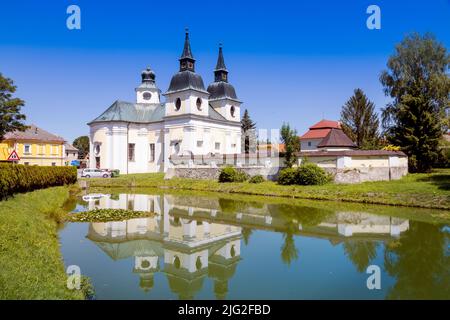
[0, 186, 85, 299]
[85, 169, 450, 210]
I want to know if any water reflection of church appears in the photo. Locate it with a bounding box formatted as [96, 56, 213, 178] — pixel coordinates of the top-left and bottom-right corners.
[86, 194, 241, 299]
[84, 193, 409, 298]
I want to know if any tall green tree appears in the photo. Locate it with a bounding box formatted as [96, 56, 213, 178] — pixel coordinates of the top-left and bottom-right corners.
[280, 123, 300, 168]
[340, 88, 380, 149]
[0, 73, 27, 141]
[241, 109, 257, 153]
[380, 33, 450, 172]
[73, 135, 90, 158]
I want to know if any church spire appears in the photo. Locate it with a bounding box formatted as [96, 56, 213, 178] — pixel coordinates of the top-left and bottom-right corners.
[179, 29, 195, 72]
[214, 44, 228, 82]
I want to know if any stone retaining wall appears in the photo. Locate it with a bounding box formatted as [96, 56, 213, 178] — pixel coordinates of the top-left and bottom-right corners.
[165, 167, 281, 181]
[167, 166, 408, 184]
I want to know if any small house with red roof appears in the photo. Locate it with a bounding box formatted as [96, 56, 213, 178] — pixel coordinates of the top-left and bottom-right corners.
[300, 119, 355, 151]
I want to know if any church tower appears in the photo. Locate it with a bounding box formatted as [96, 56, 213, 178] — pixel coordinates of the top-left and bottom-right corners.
[136, 67, 160, 104]
[164, 30, 209, 117]
[207, 45, 241, 122]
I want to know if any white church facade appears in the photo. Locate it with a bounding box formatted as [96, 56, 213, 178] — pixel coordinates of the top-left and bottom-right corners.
[88, 32, 242, 173]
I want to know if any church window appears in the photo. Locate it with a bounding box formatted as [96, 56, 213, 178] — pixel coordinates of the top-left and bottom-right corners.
[95, 144, 100, 155]
[143, 92, 152, 100]
[175, 98, 181, 111]
[230, 105, 235, 117]
[149, 143, 155, 162]
[173, 256, 181, 269]
[196, 256, 202, 271]
[215, 142, 220, 150]
[128, 143, 135, 162]
[196, 98, 202, 110]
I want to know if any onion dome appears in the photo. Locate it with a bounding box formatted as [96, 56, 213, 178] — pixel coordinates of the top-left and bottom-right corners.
[141, 67, 155, 83]
[167, 30, 207, 93]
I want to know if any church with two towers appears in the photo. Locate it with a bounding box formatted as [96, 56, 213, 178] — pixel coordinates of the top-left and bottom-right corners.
[88, 31, 242, 173]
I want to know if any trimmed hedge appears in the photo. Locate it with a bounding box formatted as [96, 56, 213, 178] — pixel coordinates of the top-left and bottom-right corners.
[0, 164, 77, 200]
[278, 163, 332, 186]
[218, 166, 249, 183]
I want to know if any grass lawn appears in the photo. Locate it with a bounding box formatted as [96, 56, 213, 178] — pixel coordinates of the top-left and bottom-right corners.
[0, 186, 85, 299]
[85, 168, 450, 210]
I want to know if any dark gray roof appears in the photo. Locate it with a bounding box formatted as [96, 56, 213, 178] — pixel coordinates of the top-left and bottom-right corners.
[215, 46, 227, 71]
[180, 31, 194, 60]
[207, 104, 227, 121]
[317, 128, 356, 148]
[166, 70, 207, 94]
[207, 81, 238, 100]
[89, 100, 230, 125]
[88, 100, 165, 124]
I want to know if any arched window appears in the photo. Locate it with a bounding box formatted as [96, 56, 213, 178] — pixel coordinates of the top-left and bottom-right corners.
[175, 98, 181, 111]
[196, 256, 203, 270]
[230, 245, 236, 257]
[173, 256, 181, 269]
[230, 105, 236, 117]
[196, 98, 202, 110]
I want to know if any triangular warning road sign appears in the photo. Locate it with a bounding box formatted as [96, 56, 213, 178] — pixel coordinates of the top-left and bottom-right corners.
[7, 150, 20, 161]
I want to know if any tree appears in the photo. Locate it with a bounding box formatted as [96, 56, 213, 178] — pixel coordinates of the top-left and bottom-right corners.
[380, 33, 450, 172]
[73, 136, 89, 158]
[0, 73, 27, 141]
[340, 89, 380, 149]
[384, 222, 449, 299]
[241, 109, 257, 154]
[280, 123, 300, 168]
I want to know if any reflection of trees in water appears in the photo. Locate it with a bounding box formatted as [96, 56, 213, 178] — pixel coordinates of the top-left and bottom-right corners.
[218, 198, 249, 214]
[281, 233, 298, 265]
[242, 228, 253, 245]
[267, 204, 333, 226]
[343, 241, 379, 273]
[281, 221, 299, 265]
[384, 222, 450, 299]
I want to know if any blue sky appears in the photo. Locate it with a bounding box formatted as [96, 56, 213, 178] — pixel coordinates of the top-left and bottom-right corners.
[1, 0, 449, 142]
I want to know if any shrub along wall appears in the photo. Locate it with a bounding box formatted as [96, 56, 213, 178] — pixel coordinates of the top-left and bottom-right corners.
[0, 164, 77, 200]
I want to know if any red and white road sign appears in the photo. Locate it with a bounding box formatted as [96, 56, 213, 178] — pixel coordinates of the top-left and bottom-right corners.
[7, 150, 20, 161]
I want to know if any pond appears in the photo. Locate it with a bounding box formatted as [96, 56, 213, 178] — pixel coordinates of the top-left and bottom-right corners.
[59, 189, 450, 300]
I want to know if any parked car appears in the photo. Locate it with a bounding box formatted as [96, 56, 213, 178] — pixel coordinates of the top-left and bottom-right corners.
[81, 168, 111, 178]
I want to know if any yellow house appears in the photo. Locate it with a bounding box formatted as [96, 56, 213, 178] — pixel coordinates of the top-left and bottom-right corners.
[0, 124, 65, 166]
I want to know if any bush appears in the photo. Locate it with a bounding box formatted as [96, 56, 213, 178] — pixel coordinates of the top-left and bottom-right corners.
[218, 166, 249, 183]
[296, 162, 331, 185]
[278, 164, 331, 186]
[249, 175, 265, 183]
[0, 164, 77, 200]
[277, 168, 298, 185]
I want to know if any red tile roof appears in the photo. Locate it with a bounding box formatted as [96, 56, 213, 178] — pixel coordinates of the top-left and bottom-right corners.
[310, 119, 341, 129]
[301, 128, 331, 139]
[300, 119, 342, 140]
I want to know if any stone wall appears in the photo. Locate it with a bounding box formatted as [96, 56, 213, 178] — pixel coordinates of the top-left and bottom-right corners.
[167, 165, 407, 184]
[323, 166, 407, 184]
[166, 167, 281, 181]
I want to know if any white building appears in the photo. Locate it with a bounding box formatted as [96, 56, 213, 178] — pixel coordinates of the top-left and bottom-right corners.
[88, 32, 242, 173]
